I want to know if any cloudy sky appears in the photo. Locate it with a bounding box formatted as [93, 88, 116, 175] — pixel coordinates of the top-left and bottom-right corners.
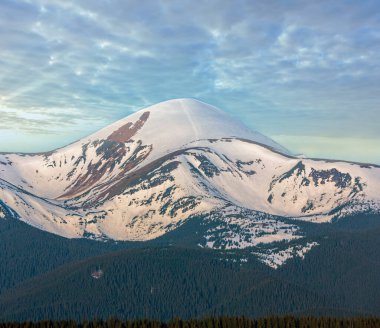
[0, 0, 379, 164]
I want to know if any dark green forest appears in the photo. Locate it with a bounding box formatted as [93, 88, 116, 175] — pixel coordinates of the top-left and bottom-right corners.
[1, 214, 380, 321]
[1, 317, 380, 328]
[0, 218, 134, 294]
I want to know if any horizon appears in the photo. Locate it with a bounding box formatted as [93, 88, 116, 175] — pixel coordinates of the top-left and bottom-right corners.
[0, 1, 379, 164]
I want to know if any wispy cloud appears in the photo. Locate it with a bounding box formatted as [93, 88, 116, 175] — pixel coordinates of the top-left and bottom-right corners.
[0, 0, 379, 163]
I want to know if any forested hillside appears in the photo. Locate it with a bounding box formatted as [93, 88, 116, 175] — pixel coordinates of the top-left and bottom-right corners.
[0, 219, 133, 293]
[1, 214, 380, 321]
[2, 317, 380, 328]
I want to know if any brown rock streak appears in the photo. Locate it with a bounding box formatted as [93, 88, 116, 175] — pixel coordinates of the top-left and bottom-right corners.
[108, 111, 150, 143]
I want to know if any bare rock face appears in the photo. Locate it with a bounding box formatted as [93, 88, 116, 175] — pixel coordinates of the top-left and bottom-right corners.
[0, 99, 379, 268]
[107, 111, 150, 143]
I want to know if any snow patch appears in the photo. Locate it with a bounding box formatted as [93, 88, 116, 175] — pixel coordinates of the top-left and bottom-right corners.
[202, 206, 301, 250]
[253, 242, 319, 269]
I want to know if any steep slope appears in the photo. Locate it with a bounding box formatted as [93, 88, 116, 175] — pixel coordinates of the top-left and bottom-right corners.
[0, 247, 331, 321]
[3, 223, 380, 322]
[1, 213, 380, 320]
[0, 215, 130, 294]
[0, 98, 379, 267]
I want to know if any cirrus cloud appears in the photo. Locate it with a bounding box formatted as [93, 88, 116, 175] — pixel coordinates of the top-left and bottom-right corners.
[0, 0, 379, 163]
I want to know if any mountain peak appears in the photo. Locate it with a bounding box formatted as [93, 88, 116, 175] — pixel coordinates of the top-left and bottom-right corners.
[133, 97, 224, 119]
[91, 98, 289, 157]
[152, 97, 207, 106]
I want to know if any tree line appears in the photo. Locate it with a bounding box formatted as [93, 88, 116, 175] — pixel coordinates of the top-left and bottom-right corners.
[1, 317, 380, 328]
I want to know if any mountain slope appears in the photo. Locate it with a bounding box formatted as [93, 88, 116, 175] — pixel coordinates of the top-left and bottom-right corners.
[0, 216, 131, 295]
[0, 247, 331, 321]
[1, 213, 380, 321]
[0, 98, 379, 268]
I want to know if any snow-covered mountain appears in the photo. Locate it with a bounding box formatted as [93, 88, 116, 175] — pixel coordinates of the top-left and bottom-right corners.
[1, 99, 379, 267]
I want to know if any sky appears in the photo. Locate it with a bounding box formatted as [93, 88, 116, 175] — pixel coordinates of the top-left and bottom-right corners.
[0, 0, 379, 164]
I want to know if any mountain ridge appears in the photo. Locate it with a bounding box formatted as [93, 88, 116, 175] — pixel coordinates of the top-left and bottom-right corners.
[0, 99, 379, 268]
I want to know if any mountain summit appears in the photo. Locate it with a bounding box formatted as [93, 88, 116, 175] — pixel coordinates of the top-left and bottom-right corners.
[74, 98, 289, 158]
[1, 99, 379, 268]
